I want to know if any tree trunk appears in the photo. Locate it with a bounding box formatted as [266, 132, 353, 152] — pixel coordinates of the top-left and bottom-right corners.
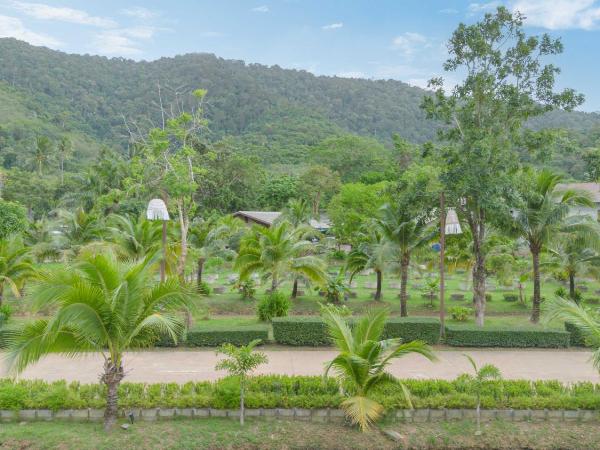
[313, 191, 321, 217]
[271, 273, 278, 292]
[196, 257, 205, 288]
[240, 382, 245, 426]
[176, 200, 189, 279]
[569, 271, 576, 301]
[0, 284, 4, 307]
[291, 279, 298, 299]
[530, 247, 542, 323]
[374, 270, 382, 301]
[518, 281, 524, 305]
[400, 252, 410, 317]
[101, 357, 125, 432]
[467, 208, 486, 327]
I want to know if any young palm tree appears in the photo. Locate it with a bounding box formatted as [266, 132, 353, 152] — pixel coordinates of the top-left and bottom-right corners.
[323, 307, 435, 431]
[548, 228, 600, 300]
[0, 235, 34, 306]
[280, 198, 312, 227]
[464, 355, 501, 435]
[189, 217, 235, 287]
[377, 204, 436, 316]
[346, 225, 392, 300]
[57, 136, 73, 185]
[56, 208, 101, 258]
[235, 221, 326, 296]
[510, 169, 593, 323]
[105, 213, 163, 259]
[6, 252, 192, 431]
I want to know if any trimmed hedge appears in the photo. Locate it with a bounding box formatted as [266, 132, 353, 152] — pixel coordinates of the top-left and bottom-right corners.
[272, 317, 330, 346]
[444, 325, 570, 348]
[565, 322, 588, 347]
[156, 327, 269, 348]
[2, 376, 600, 411]
[382, 317, 440, 344]
[272, 317, 441, 346]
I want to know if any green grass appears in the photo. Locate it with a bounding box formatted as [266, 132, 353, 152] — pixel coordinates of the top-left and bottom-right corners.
[1, 418, 600, 449]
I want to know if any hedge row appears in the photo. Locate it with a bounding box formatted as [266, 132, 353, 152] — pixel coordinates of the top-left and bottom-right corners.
[156, 327, 269, 347]
[444, 326, 570, 348]
[565, 322, 588, 347]
[271, 317, 441, 346]
[2, 376, 600, 411]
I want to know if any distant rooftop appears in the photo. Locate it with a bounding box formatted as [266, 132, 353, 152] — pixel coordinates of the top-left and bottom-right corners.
[557, 183, 600, 203]
[233, 211, 331, 229]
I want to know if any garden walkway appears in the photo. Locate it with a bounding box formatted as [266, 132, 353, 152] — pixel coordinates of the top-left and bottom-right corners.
[2, 347, 597, 383]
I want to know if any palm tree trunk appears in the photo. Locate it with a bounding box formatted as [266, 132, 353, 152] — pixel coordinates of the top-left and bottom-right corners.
[271, 273, 278, 292]
[400, 252, 410, 317]
[101, 357, 124, 432]
[531, 247, 542, 323]
[0, 284, 4, 307]
[569, 271, 576, 301]
[240, 381, 245, 426]
[196, 257, 205, 288]
[291, 279, 298, 299]
[374, 270, 382, 301]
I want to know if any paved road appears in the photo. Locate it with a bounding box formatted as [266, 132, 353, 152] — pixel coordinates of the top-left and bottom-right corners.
[1, 347, 598, 383]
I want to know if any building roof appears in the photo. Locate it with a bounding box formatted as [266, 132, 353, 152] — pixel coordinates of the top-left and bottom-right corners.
[557, 183, 600, 203]
[234, 211, 281, 226]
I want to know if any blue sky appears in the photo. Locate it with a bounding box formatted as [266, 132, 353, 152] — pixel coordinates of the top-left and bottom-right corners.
[1, 0, 599, 111]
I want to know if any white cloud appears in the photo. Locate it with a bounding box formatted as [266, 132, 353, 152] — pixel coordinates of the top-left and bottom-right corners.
[251, 5, 269, 13]
[120, 6, 160, 21]
[9, 1, 116, 27]
[391, 32, 430, 57]
[439, 8, 459, 14]
[322, 22, 343, 30]
[91, 26, 164, 57]
[0, 14, 61, 47]
[511, 0, 600, 30]
[467, 1, 501, 15]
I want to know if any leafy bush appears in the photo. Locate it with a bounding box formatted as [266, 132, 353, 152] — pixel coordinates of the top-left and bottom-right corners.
[449, 306, 472, 322]
[235, 279, 256, 300]
[155, 327, 269, 347]
[565, 322, 589, 347]
[503, 293, 518, 302]
[555, 286, 568, 298]
[444, 326, 570, 348]
[272, 317, 330, 346]
[197, 281, 211, 296]
[257, 291, 290, 321]
[0, 304, 12, 326]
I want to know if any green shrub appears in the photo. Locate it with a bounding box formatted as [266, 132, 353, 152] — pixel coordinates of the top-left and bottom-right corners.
[585, 297, 600, 305]
[0, 304, 12, 326]
[382, 317, 440, 344]
[272, 317, 330, 346]
[565, 322, 589, 347]
[503, 293, 518, 302]
[555, 286, 568, 298]
[485, 293, 492, 302]
[449, 306, 472, 322]
[257, 291, 291, 321]
[155, 327, 269, 347]
[235, 279, 256, 299]
[197, 281, 211, 296]
[444, 326, 570, 348]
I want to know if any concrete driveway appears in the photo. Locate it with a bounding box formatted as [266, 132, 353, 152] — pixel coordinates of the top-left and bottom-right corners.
[1, 347, 597, 383]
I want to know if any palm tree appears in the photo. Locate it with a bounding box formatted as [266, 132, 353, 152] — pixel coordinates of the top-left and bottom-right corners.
[24, 217, 61, 263]
[346, 225, 392, 300]
[56, 208, 101, 258]
[548, 227, 600, 300]
[57, 136, 73, 185]
[189, 217, 235, 288]
[464, 355, 501, 435]
[6, 252, 192, 431]
[322, 307, 435, 431]
[33, 136, 52, 175]
[377, 204, 436, 316]
[105, 213, 163, 259]
[0, 235, 34, 306]
[280, 198, 312, 227]
[235, 221, 326, 296]
[509, 169, 593, 323]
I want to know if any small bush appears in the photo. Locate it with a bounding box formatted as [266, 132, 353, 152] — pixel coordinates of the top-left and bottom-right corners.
[257, 291, 291, 322]
[0, 304, 12, 326]
[503, 293, 518, 302]
[235, 279, 256, 300]
[197, 281, 211, 296]
[486, 293, 493, 302]
[444, 326, 570, 348]
[555, 286, 568, 298]
[449, 306, 472, 322]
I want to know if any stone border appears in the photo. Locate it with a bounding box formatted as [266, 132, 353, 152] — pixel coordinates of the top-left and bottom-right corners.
[1, 408, 598, 423]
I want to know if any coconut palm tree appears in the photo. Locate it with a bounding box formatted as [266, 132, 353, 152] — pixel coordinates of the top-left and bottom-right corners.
[235, 221, 326, 296]
[189, 217, 235, 288]
[23, 217, 61, 263]
[105, 213, 163, 259]
[548, 227, 600, 300]
[56, 208, 101, 258]
[377, 204, 436, 316]
[323, 307, 435, 431]
[0, 235, 34, 306]
[509, 169, 593, 323]
[33, 136, 52, 175]
[346, 225, 392, 300]
[280, 198, 312, 227]
[6, 252, 192, 431]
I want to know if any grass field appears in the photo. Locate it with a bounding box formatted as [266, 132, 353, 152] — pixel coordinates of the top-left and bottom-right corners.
[1, 418, 600, 449]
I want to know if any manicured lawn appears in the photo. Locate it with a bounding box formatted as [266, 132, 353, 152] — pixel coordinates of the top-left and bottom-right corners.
[1, 418, 600, 449]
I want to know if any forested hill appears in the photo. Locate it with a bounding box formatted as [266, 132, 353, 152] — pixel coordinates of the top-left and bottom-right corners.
[2, 38, 600, 151]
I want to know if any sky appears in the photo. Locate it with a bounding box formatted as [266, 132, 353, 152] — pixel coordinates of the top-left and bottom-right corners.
[0, 0, 599, 112]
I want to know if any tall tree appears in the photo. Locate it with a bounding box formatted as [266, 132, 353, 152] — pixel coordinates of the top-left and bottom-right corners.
[422, 7, 584, 325]
[297, 165, 341, 216]
[6, 253, 192, 431]
[509, 169, 593, 322]
[57, 136, 73, 185]
[377, 204, 435, 316]
[33, 136, 52, 175]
